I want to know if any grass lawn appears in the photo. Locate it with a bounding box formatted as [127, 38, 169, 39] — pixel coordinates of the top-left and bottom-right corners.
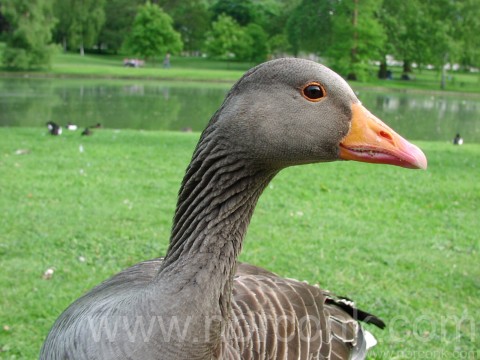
[0, 128, 478, 358]
[1, 48, 479, 94]
[1, 51, 249, 83]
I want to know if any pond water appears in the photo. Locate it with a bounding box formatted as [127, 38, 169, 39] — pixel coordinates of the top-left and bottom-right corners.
[1, 77, 479, 143]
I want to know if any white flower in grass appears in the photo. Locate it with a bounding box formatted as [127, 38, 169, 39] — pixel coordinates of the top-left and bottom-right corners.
[42, 268, 54, 280]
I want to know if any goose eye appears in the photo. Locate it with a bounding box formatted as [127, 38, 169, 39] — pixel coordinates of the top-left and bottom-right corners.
[302, 83, 325, 101]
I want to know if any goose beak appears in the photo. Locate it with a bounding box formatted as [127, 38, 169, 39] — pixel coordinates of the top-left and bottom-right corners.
[339, 103, 427, 169]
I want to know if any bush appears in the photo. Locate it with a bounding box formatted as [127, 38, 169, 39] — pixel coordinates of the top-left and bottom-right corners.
[2, 44, 56, 70]
[1, 0, 56, 70]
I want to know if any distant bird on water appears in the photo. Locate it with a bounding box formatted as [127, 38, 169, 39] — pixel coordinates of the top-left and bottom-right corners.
[46, 121, 62, 136]
[453, 133, 463, 145]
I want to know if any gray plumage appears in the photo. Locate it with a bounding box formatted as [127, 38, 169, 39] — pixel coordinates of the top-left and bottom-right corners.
[40, 58, 396, 359]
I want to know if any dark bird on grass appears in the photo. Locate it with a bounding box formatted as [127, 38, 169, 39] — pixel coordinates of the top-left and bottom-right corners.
[46, 121, 62, 136]
[41, 58, 427, 360]
[453, 133, 463, 145]
[81, 128, 92, 136]
[81, 123, 101, 136]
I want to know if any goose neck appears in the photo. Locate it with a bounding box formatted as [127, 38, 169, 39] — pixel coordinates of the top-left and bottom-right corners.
[164, 156, 274, 272]
[158, 134, 276, 312]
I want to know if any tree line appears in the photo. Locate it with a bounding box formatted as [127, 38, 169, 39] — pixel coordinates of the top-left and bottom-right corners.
[1, 0, 479, 81]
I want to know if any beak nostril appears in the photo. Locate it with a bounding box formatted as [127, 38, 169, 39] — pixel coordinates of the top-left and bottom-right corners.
[379, 130, 393, 142]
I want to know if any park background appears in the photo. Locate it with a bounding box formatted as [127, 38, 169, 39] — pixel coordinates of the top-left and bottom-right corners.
[0, 0, 479, 358]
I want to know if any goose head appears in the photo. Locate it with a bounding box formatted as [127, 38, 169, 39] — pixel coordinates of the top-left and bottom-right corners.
[210, 58, 427, 170]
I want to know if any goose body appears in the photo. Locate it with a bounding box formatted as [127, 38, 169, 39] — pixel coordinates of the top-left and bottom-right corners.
[41, 59, 426, 359]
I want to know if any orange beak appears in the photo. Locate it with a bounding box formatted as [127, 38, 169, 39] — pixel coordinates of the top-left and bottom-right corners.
[339, 103, 427, 169]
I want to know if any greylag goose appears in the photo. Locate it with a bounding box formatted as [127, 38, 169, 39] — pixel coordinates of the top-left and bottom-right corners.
[40, 58, 427, 359]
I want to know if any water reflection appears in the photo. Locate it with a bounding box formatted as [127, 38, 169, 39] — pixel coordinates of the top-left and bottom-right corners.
[0, 78, 479, 143]
[359, 91, 479, 143]
[374, 93, 478, 114]
[0, 78, 229, 132]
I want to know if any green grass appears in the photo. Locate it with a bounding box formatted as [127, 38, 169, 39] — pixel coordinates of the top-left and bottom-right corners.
[1, 48, 480, 93]
[0, 128, 479, 359]
[1, 51, 250, 83]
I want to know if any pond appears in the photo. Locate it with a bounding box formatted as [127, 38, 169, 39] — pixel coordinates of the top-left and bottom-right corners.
[1, 77, 479, 143]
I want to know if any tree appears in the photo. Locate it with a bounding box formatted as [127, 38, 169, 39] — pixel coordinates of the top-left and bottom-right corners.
[248, 1, 292, 57]
[53, 0, 106, 55]
[377, 0, 425, 76]
[1, 0, 56, 69]
[98, 0, 143, 53]
[169, 0, 211, 54]
[268, 33, 290, 56]
[149, 0, 211, 55]
[210, 0, 256, 26]
[286, 0, 335, 56]
[379, 1, 478, 87]
[424, 2, 455, 88]
[249, 0, 290, 38]
[0, 10, 10, 36]
[328, 0, 386, 80]
[245, 23, 269, 62]
[204, 14, 250, 60]
[125, 2, 183, 62]
[455, 0, 480, 69]
[52, 0, 73, 52]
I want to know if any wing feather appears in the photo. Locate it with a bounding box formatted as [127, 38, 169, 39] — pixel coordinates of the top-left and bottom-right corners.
[223, 263, 384, 359]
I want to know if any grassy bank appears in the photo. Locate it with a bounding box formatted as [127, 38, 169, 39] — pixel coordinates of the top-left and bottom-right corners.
[1, 50, 480, 94]
[1, 52, 248, 83]
[0, 127, 478, 358]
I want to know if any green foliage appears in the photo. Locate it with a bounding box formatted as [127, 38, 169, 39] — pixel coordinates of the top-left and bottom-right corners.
[211, 0, 256, 26]
[420, 0, 459, 68]
[244, 23, 269, 62]
[2, 0, 480, 78]
[378, 0, 466, 87]
[1, 0, 56, 69]
[249, 0, 286, 37]
[51, 0, 73, 50]
[53, 0, 106, 55]
[205, 14, 250, 60]
[328, 0, 386, 80]
[378, 0, 426, 69]
[205, 15, 268, 62]
[455, 0, 480, 68]
[286, 0, 334, 56]
[210, 0, 291, 40]
[169, 0, 211, 54]
[379, 0, 480, 74]
[97, 0, 143, 53]
[268, 33, 290, 56]
[125, 2, 183, 62]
